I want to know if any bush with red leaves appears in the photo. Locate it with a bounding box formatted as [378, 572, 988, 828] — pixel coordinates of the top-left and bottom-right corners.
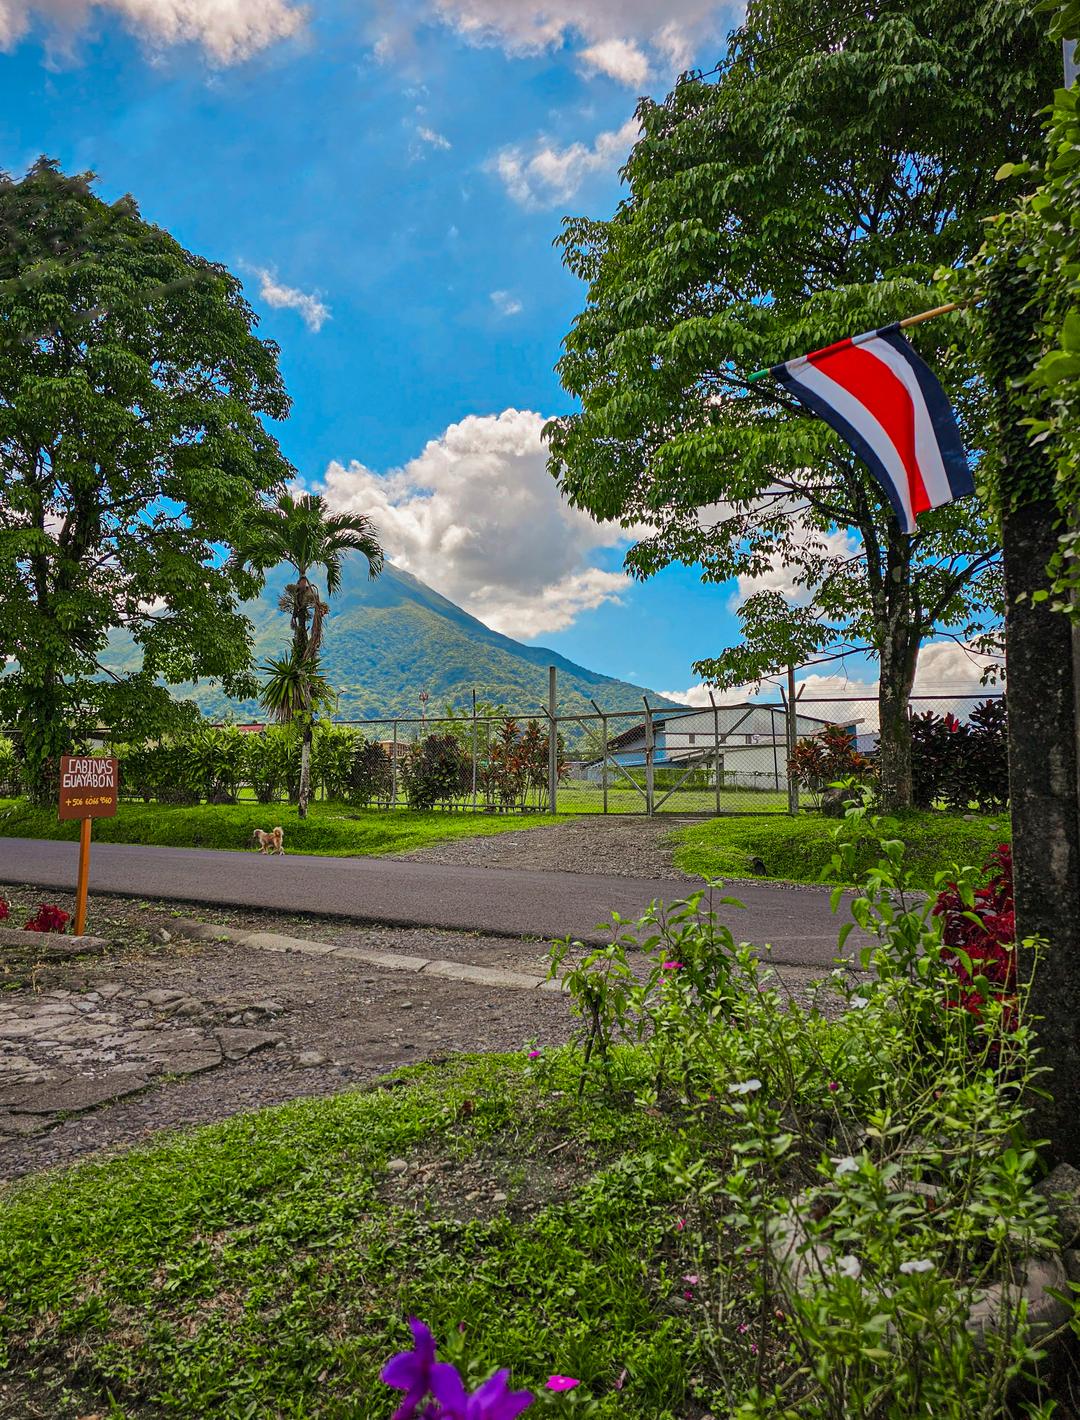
[23, 903, 71, 934]
[932, 844, 1016, 1026]
[0, 896, 9, 922]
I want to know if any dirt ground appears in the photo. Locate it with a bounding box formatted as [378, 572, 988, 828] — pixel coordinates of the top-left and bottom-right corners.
[0, 883, 845, 1185]
[393, 814, 698, 878]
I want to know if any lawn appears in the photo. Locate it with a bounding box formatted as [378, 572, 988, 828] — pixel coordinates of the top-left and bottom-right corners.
[672, 809, 1012, 888]
[0, 1053, 709, 1419]
[0, 798, 558, 857]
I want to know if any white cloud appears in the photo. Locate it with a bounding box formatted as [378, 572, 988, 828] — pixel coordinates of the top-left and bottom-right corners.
[490, 289, 523, 317]
[578, 37, 649, 87]
[429, 0, 732, 83]
[491, 115, 639, 209]
[248, 267, 330, 332]
[0, 0, 306, 62]
[318, 408, 630, 639]
[661, 682, 763, 707]
[415, 124, 451, 151]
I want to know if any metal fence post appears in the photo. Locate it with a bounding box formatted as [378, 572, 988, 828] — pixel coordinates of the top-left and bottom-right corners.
[601, 711, 609, 815]
[548, 666, 558, 814]
[391, 719, 398, 808]
[710, 691, 721, 816]
[786, 665, 799, 816]
[471, 689, 478, 812]
[643, 698, 655, 816]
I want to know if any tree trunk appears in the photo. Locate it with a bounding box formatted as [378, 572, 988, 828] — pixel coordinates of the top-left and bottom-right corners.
[298, 723, 312, 820]
[1004, 498, 1080, 1165]
[876, 639, 916, 812]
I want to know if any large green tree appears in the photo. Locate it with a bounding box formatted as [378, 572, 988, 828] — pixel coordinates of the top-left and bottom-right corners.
[546, 0, 1057, 807]
[0, 160, 293, 799]
[245, 490, 383, 816]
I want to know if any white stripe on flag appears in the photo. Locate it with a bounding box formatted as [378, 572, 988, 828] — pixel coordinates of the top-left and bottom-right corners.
[784, 359, 917, 530]
[858, 339, 952, 507]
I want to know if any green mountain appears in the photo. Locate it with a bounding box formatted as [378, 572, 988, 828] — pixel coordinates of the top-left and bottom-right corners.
[105, 562, 683, 724]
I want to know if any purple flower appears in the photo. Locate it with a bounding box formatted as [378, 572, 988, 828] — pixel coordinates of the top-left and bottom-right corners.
[528, 1050, 541, 1059]
[661, 961, 683, 971]
[382, 1318, 438, 1420]
[546, 1375, 579, 1392]
[381, 1321, 533, 1420]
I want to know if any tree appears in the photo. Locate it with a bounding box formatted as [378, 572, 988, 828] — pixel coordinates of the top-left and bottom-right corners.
[0, 160, 293, 800]
[546, 0, 1057, 807]
[245, 491, 383, 816]
[258, 652, 335, 819]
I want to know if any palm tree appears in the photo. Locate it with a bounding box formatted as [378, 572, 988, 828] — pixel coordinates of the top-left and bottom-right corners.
[247, 492, 383, 816]
[258, 653, 335, 819]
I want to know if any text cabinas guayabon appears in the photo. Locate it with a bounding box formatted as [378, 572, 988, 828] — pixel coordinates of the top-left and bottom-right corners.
[61, 760, 116, 791]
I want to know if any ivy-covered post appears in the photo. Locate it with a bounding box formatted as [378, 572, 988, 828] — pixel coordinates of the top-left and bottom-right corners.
[987, 253, 1080, 1166]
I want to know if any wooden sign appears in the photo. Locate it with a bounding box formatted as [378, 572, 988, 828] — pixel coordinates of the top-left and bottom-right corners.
[58, 756, 119, 821]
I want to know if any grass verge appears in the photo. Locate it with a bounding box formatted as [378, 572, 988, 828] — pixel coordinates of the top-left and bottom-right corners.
[0, 1053, 722, 1419]
[0, 799, 559, 858]
[671, 809, 1011, 888]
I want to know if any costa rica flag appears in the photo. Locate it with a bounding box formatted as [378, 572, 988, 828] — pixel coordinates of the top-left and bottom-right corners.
[769, 324, 974, 533]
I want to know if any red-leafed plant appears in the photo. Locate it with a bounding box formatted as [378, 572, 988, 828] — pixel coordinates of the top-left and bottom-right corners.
[0, 896, 9, 922]
[932, 844, 1016, 1026]
[23, 903, 71, 934]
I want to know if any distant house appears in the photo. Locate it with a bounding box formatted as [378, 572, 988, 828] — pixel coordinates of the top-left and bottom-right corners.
[582, 703, 861, 791]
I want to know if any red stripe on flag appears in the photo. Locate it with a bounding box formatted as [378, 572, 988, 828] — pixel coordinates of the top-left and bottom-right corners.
[808, 342, 931, 515]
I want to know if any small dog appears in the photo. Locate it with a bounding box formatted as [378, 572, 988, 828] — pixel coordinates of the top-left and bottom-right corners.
[252, 826, 285, 856]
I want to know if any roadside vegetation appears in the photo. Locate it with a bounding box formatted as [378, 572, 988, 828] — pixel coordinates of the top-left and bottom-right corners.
[673, 811, 1011, 889]
[1, 811, 1073, 1418]
[0, 798, 557, 858]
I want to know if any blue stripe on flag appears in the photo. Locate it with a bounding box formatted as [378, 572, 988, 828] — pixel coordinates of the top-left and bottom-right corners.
[875, 328, 974, 500]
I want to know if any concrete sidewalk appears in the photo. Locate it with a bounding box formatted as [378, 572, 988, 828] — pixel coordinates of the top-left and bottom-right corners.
[0, 836, 861, 966]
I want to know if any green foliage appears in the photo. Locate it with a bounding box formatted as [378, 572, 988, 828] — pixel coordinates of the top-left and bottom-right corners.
[310, 724, 363, 801]
[672, 811, 1011, 888]
[965, 3, 1080, 615]
[243, 726, 298, 805]
[0, 735, 19, 797]
[0, 160, 293, 798]
[402, 731, 471, 811]
[349, 738, 394, 808]
[547, 0, 1054, 804]
[550, 821, 1061, 1415]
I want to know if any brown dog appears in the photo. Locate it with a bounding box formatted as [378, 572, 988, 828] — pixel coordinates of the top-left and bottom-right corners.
[252, 826, 285, 855]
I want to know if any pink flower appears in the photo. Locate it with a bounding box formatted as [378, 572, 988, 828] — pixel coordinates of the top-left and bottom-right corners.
[675, 1217, 685, 1232]
[661, 961, 683, 971]
[528, 1050, 541, 1058]
[546, 1376, 579, 1392]
[682, 1274, 699, 1285]
[827, 1081, 840, 1092]
[749, 1342, 759, 1356]
[737, 1323, 750, 1335]
[683, 1290, 693, 1300]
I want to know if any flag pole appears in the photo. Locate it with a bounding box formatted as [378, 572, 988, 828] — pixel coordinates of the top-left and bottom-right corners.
[746, 296, 980, 382]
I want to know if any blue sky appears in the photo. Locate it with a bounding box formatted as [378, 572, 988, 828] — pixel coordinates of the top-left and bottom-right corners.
[0, 0, 988, 708]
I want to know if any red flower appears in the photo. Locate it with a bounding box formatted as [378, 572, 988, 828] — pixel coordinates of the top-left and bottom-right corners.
[934, 846, 1016, 1029]
[24, 904, 71, 934]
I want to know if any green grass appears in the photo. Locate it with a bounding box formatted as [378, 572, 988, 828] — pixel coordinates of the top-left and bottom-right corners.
[0, 1054, 714, 1419]
[0, 798, 559, 857]
[672, 809, 1012, 888]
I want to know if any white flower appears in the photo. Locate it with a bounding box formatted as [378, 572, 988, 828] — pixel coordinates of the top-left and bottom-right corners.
[899, 1258, 935, 1275]
[837, 1254, 862, 1280]
[849, 996, 870, 1009]
[831, 1156, 859, 1175]
[728, 1079, 763, 1095]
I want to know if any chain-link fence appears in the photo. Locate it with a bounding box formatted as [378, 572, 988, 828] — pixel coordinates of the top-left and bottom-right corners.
[1, 688, 1007, 816]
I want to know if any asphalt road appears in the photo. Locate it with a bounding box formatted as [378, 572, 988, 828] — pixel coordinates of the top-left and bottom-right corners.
[0, 837, 862, 966]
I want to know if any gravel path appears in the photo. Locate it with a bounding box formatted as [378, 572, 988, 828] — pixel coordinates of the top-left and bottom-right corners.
[0, 887, 853, 1183]
[393, 815, 698, 879]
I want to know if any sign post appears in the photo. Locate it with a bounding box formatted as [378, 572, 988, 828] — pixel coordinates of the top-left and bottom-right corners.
[58, 756, 119, 936]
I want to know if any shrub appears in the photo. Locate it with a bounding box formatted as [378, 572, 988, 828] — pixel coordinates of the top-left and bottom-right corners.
[933, 843, 1016, 1025]
[24, 903, 70, 933]
[348, 739, 394, 808]
[910, 697, 1009, 813]
[0, 735, 20, 797]
[0, 895, 9, 922]
[311, 724, 361, 801]
[243, 728, 294, 805]
[788, 724, 872, 804]
[402, 733, 469, 810]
